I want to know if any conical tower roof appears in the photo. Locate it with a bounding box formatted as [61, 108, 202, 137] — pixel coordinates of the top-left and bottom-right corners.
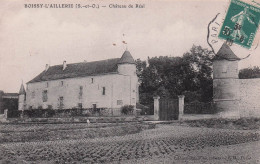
[19, 83, 26, 95]
[214, 43, 240, 61]
[117, 50, 135, 64]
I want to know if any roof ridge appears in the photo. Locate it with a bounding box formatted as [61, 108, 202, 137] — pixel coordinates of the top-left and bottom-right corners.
[50, 58, 121, 67]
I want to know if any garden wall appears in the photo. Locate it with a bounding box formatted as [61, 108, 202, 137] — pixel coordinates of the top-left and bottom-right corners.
[184, 102, 215, 114]
[180, 114, 218, 120]
[239, 78, 260, 117]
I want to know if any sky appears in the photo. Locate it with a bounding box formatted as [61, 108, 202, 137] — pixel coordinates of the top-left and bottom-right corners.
[0, 0, 259, 92]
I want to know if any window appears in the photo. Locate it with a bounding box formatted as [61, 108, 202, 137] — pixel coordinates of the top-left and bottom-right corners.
[47, 105, 53, 109]
[117, 100, 123, 105]
[92, 104, 97, 109]
[102, 87, 106, 95]
[79, 86, 83, 99]
[60, 81, 64, 86]
[32, 91, 35, 99]
[46, 82, 49, 88]
[42, 90, 48, 102]
[91, 78, 94, 83]
[132, 98, 135, 104]
[78, 103, 82, 109]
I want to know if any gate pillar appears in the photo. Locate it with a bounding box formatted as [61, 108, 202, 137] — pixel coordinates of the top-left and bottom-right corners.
[4, 109, 8, 119]
[178, 95, 185, 118]
[153, 96, 160, 120]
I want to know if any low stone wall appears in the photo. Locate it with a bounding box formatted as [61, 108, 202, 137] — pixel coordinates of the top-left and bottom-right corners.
[179, 114, 219, 121]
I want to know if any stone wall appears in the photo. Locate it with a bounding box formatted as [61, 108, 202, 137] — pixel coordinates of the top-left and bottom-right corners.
[213, 60, 239, 79]
[239, 78, 260, 117]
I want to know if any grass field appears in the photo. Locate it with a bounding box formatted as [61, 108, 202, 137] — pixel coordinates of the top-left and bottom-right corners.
[0, 122, 260, 164]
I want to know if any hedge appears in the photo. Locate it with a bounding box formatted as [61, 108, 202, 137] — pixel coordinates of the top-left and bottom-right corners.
[6, 108, 112, 118]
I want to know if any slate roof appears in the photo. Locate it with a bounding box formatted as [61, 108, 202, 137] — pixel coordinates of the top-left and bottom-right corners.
[3, 93, 19, 98]
[214, 43, 240, 61]
[118, 50, 135, 64]
[19, 84, 26, 94]
[28, 58, 121, 83]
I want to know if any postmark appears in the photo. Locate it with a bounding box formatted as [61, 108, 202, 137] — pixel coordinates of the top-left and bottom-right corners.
[218, 0, 260, 49]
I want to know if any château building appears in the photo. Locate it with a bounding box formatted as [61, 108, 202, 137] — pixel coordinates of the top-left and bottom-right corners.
[19, 50, 139, 110]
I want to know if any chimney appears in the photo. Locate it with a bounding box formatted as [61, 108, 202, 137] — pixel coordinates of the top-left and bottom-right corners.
[45, 64, 49, 71]
[63, 61, 67, 70]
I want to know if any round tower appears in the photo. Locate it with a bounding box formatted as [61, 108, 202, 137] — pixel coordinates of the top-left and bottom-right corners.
[213, 43, 240, 118]
[117, 50, 139, 106]
[117, 50, 136, 76]
[18, 83, 26, 111]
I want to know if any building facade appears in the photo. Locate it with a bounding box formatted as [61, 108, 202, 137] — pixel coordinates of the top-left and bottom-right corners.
[0, 90, 18, 113]
[19, 50, 139, 110]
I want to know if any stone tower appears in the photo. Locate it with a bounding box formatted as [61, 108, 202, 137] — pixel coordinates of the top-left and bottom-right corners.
[117, 50, 139, 104]
[117, 50, 136, 76]
[18, 83, 26, 111]
[213, 43, 240, 118]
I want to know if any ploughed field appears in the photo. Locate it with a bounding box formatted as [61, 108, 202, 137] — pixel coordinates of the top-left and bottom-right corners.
[0, 123, 260, 163]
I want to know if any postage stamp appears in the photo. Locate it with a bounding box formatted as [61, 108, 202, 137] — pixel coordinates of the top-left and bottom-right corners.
[218, 0, 260, 49]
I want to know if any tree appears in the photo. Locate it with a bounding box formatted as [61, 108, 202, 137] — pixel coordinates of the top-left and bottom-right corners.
[239, 66, 260, 79]
[137, 45, 213, 107]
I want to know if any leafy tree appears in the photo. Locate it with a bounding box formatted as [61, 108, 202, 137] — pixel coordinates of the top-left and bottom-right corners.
[136, 45, 213, 107]
[239, 66, 260, 79]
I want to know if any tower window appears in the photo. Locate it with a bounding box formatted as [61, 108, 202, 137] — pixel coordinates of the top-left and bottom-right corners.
[132, 98, 135, 104]
[102, 87, 106, 95]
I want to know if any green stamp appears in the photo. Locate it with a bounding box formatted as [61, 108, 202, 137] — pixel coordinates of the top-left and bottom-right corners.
[219, 0, 260, 49]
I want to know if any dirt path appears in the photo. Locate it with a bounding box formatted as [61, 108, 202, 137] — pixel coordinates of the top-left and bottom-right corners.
[1, 124, 260, 163]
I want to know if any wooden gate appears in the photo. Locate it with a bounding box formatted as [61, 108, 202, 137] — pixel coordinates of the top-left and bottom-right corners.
[159, 99, 179, 120]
